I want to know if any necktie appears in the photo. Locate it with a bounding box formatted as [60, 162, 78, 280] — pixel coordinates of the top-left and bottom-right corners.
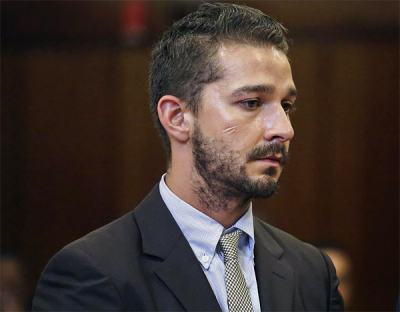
[219, 229, 254, 312]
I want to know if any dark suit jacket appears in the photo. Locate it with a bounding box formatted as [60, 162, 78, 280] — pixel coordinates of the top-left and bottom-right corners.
[32, 184, 344, 311]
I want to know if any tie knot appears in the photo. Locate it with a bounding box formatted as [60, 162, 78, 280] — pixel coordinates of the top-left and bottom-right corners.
[219, 229, 243, 263]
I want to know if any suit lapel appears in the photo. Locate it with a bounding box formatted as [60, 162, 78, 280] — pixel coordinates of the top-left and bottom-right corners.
[134, 185, 221, 311]
[154, 235, 221, 311]
[254, 220, 295, 312]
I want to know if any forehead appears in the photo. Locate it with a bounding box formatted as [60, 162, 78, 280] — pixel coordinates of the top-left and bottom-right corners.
[214, 43, 294, 90]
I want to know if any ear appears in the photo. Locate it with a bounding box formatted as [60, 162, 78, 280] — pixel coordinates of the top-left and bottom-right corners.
[157, 95, 191, 143]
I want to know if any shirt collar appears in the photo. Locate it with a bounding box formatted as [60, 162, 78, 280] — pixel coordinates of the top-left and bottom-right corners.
[159, 174, 255, 269]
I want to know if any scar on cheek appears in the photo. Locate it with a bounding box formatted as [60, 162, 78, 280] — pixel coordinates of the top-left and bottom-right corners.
[223, 126, 237, 134]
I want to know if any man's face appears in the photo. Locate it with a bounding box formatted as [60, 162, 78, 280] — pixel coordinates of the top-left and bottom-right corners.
[191, 44, 296, 201]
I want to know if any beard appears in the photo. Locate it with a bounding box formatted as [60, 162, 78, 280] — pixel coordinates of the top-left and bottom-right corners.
[192, 122, 289, 207]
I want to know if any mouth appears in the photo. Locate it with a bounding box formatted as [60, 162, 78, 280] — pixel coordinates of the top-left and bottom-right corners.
[247, 143, 289, 167]
[256, 154, 282, 165]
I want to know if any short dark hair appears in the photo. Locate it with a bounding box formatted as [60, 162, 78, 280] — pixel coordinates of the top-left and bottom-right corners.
[149, 2, 289, 162]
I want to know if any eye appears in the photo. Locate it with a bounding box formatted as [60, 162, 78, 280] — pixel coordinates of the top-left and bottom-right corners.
[282, 102, 296, 114]
[239, 99, 261, 109]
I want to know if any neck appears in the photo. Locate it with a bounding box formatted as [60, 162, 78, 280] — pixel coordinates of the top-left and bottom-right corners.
[166, 164, 251, 229]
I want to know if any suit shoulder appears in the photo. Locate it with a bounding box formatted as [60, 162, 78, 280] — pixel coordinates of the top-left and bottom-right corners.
[254, 218, 327, 267]
[51, 210, 141, 276]
[256, 218, 317, 249]
[254, 218, 343, 310]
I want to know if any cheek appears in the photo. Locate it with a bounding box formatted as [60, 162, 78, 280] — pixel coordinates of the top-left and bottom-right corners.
[241, 118, 266, 140]
[221, 119, 265, 149]
[201, 104, 238, 136]
[221, 124, 259, 154]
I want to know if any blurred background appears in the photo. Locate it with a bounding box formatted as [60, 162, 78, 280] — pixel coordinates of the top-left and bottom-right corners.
[2, 1, 399, 311]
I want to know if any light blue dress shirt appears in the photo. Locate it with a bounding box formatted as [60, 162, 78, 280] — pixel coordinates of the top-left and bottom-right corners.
[159, 174, 261, 312]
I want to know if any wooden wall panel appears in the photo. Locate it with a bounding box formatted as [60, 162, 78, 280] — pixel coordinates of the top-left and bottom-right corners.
[354, 42, 399, 311]
[114, 50, 167, 215]
[2, 53, 28, 253]
[16, 49, 121, 294]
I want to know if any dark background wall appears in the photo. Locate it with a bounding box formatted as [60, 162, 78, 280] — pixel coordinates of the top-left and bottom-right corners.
[2, 1, 399, 310]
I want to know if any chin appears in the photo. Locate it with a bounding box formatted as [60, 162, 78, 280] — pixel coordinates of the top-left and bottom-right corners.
[247, 179, 279, 199]
[253, 171, 281, 182]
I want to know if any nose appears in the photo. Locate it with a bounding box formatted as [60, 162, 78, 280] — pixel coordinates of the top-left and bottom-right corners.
[263, 105, 294, 143]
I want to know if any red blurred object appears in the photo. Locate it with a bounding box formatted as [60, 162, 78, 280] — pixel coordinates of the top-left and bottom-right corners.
[121, 1, 148, 46]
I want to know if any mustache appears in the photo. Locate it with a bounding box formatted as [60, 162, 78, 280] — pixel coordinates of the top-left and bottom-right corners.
[247, 143, 289, 166]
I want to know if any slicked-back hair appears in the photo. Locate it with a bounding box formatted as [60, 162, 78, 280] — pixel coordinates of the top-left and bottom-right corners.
[149, 2, 289, 162]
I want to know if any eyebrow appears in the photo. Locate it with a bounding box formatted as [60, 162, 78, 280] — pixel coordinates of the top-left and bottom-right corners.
[231, 84, 298, 98]
[231, 84, 275, 97]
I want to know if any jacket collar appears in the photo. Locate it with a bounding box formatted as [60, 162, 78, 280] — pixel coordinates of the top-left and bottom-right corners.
[254, 219, 296, 311]
[133, 184, 221, 311]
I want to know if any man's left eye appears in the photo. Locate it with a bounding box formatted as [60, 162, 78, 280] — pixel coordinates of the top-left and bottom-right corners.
[282, 102, 296, 113]
[240, 100, 260, 109]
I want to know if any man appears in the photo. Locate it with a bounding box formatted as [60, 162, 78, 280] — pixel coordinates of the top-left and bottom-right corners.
[32, 2, 344, 311]
[314, 242, 354, 310]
